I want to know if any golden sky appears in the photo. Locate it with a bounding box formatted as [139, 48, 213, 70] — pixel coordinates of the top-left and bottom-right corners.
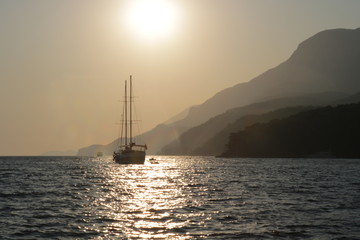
[1, 0, 360, 155]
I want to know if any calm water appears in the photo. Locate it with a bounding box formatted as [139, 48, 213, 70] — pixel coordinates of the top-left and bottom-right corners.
[1, 156, 360, 239]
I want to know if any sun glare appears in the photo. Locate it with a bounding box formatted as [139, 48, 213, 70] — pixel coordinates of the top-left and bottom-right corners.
[124, 0, 180, 41]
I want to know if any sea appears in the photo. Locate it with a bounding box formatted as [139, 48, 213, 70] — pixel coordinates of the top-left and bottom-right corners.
[1, 156, 359, 240]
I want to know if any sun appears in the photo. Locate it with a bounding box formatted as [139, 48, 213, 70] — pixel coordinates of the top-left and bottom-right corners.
[123, 0, 180, 41]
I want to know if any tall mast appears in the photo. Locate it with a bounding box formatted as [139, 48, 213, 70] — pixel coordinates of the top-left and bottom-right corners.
[130, 75, 133, 144]
[124, 80, 128, 146]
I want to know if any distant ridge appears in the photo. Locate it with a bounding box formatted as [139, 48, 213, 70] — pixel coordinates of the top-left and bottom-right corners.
[160, 92, 346, 156]
[173, 28, 360, 128]
[220, 102, 360, 158]
[332, 92, 360, 105]
[77, 28, 360, 156]
[159, 28, 360, 155]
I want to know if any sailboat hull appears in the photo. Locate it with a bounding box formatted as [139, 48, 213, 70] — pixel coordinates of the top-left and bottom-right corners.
[113, 150, 145, 164]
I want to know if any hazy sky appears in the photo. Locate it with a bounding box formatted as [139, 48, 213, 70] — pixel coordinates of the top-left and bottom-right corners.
[1, 0, 360, 155]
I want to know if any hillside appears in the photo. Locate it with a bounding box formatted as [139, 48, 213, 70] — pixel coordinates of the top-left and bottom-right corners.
[171, 28, 360, 128]
[160, 92, 345, 155]
[191, 106, 315, 156]
[77, 124, 188, 156]
[77, 28, 360, 156]
[220, 102, 360, 158]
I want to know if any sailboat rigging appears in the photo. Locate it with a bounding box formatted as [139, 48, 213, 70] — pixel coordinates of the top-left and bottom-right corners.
[113, 75, 147, 164]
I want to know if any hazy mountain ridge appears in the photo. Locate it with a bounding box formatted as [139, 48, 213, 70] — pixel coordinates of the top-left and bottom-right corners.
[159, 92, 346, 155]
[188, 28, 360, 125]
[77, 123, 188, 156]
[331, 92, 360, 105]
[220, 102, 360, 158]
[77, 28, 360, 156]
[159, 28, 360, 155]
[192, 106, 316, 156]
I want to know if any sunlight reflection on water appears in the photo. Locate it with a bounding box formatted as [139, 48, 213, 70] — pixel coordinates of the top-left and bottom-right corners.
[1, 156, 360, 239]
[88, 157, 194, 239]
[84, 156, 360, 239]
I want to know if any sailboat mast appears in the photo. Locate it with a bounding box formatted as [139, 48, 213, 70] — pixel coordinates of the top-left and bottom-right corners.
[124, 80, 128, 146]
[130, 75, 133, 144]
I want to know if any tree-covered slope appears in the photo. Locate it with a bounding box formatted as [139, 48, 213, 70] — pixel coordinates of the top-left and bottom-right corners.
[220, 102, 360, 158]
[160, 92, 344, 155]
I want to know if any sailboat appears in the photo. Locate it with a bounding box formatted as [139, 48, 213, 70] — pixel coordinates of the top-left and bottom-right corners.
[113, 75, 147, 164]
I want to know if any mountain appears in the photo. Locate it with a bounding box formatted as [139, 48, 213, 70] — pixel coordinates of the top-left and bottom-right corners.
[195, 92, 360, 156]
[220, 102, 360, 158]
[332, 92, 360, 105]
[77, 28, 360, 156]
[191, 107, 315, 156]
[159, 92, 345, 155]
[163, 107, 193, 125]
[172, 28, 360, 128]
[159, 28, 360, 155]
[77, 123, 188, 156]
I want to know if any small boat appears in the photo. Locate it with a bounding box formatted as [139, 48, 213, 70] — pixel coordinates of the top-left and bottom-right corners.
[149, 158, 159, 164]
[113, 75, 147, 164]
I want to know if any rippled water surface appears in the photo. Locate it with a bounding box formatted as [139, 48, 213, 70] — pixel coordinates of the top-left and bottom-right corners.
[1, 156, 360, 239]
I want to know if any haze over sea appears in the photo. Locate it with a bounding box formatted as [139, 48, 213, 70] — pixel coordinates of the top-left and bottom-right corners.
[1, 156, 359, 239]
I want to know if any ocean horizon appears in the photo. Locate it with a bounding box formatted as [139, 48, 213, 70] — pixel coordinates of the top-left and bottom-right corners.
[1, 156, 360, 239]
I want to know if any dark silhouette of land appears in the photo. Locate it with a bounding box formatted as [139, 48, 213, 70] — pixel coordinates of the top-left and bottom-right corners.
[160, 93, 345, 156]
[220, 102, 360, 158]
